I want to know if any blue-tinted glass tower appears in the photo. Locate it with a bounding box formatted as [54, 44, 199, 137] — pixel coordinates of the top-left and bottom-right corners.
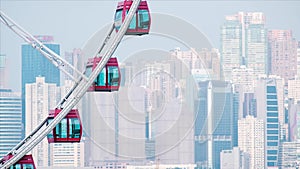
[21, 36, 60, 138]
[195, 81, 209, 167]
[232, 92, 239, 147]
[266, 85, 279, 167]
[256, 77, 280, 168]
[195, 81, 236, 169]
[0, 89, 22, 157]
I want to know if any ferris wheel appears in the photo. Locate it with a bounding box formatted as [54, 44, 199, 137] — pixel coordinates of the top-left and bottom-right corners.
[0, 0, 151, 168]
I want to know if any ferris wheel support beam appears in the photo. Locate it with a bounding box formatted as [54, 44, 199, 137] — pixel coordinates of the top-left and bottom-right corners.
[58, 23, 115, 108]
[0, 0, 142, 168]
[96, 24, 115, 56]
[0, 11, 88, 82]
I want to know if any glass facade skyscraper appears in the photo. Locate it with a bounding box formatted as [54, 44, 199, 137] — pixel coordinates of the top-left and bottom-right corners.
[245, 22, 268, 76]
[0, 89, 22, 158]
[221, 12, 267, 80]
[220, 17, 242, 80]
[195, 81, 237, 169]
[21, 36, 60, 138]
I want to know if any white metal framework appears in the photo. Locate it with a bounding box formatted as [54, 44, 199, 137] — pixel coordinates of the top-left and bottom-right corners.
[0, 0, 142, 168]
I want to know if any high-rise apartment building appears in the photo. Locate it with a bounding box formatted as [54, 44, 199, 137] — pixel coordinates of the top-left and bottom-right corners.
[22, 35, 60, 138]
[50, 142, 85, 167]
[221, 12, 267, 80]
[25, 77, 57, 166]
[195, 81, 237, 169]
[268, 30, 298, 82]
[238, 116, 265, 169]
[0, 89, 22, 158]
[288, 78, 300, 104]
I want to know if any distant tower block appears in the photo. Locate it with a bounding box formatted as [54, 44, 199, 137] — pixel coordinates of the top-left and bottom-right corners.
[0, 54, 6, 88]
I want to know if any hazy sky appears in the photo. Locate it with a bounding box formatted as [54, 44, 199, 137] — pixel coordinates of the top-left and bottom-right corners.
[1, 0, 300, 91]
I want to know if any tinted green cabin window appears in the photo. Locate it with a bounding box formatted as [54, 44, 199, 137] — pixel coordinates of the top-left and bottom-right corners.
[108, 66, 119, 86]
[69, 118, 81, 138]
[138, 10, 149, 29]
[56, 118, 67, 138]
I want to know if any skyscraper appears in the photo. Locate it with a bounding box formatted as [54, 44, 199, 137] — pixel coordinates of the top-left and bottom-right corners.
[195, 81, 236, 169]
[242, 93, 257, 118]
[83, 92, 120, 166]
[238, 116, 265, 169]
[288, 78, 300, 104]
[255, 77, 281, 167]
[0, 54, 22, 159]
[297, 42, 300, 76]
[288, 99, 300, 142]
[64, 48, 81, 81]
[231, 66, 257, 120]
[220, 15, 242, 80]
[245, 12, 267, 76]
[25, 77, 57, 166]
[221, 12, 267, 80]
[265, 75, 286, 141]
[26, 77, 85, 167]
[22, 35, 60, 138]
[268, 30, 298, 82]
[0, 89, 22, 158]
[0, 55, 6, 88]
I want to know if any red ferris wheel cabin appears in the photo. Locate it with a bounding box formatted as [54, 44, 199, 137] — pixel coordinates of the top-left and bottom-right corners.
[85, 57, 121, 92]
[114, 0, 151, 35]
[1, 154, 36, 169]
[47, 109, 82, 143]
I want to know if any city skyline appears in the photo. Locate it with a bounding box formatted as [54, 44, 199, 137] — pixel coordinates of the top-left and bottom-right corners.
[1, 1, 300, 91]
[1, 1, 300, 168]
